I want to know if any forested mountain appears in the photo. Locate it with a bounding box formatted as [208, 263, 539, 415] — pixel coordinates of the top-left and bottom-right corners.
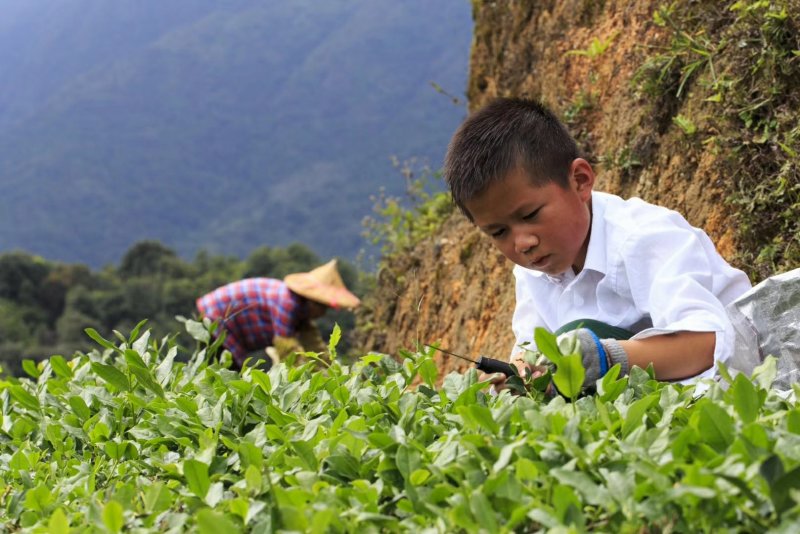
[0, 0, 472, 266]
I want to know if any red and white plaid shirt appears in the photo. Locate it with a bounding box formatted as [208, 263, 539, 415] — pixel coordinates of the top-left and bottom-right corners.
[196, 278, 303, 368]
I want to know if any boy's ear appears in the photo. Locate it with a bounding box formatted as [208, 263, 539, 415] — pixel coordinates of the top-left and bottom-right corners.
[569, 158, 595, 200]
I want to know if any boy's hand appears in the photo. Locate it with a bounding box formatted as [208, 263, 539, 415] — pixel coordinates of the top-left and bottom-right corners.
[557, 328, 628, 389]
[480, 352, 550, 395]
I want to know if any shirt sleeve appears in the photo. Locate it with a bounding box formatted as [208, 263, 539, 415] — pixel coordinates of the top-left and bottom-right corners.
[618, 215, 747, 380]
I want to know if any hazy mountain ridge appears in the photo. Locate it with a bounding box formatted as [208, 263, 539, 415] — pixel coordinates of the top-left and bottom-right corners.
[0, 0, 471, 266]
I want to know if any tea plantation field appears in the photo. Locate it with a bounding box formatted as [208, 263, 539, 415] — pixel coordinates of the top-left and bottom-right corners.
[1, 321, 799, 532]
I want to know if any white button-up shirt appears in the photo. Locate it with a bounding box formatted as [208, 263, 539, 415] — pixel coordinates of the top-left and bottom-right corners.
[512, 191, 752, 381]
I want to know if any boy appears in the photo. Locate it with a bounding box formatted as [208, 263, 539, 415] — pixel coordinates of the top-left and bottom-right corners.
[196, 259, 360, 370]
[443, 98, 751, 390]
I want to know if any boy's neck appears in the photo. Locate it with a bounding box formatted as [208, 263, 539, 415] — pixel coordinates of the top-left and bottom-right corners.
[571, 198, 593, 275]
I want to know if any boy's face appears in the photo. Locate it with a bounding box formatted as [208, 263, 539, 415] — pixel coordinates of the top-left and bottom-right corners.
[464, 159, 594, 276]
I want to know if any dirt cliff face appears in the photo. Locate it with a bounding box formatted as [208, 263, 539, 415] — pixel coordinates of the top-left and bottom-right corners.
[356, 0, 799, 373]
[357, 216, 516, 376]
[469, 0, 738, 255]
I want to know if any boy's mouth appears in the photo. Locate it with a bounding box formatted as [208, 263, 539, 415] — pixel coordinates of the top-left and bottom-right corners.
[530, 255, 551, 269]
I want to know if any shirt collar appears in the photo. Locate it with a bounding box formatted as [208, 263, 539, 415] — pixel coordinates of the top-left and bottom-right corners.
[581, 191, 608, 275]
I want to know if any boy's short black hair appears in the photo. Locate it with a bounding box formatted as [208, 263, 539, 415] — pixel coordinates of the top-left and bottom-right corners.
[444, 97, 579, 218]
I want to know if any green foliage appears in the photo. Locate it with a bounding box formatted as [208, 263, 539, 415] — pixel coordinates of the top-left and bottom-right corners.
[0, 324, 798, 531]
[673, 113, 698, 135]
[565, 32, 618, 59]
[634, 0, 800, 279]
[562, 88, 598, 125]
[118, 241, 189, 279]
[362, 159, 454, 262]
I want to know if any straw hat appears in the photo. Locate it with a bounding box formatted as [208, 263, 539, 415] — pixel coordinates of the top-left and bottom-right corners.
[284, 259, 361, 309]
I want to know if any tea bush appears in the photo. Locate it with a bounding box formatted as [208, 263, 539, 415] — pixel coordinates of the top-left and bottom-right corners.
[1, 321, 799, 532]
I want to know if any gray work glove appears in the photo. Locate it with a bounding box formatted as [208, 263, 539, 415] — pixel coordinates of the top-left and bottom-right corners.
[556, 328, 629, 390]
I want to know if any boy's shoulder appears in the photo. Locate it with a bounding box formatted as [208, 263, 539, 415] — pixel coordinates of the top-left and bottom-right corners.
[594, 191, 696, 241]
[595, 190, 685, 221]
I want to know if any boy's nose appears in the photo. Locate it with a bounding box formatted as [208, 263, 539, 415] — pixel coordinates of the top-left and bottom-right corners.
[514, 232, 538, 254]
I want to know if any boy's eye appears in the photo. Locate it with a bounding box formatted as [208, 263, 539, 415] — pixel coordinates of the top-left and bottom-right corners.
[523, 209, 540, 220]
[490, 228, 506, 238]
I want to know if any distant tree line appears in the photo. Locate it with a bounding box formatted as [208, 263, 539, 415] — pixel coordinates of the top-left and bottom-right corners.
[0, 241, 365, 376]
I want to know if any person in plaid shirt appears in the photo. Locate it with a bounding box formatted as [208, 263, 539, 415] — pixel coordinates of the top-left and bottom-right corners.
[196, 260, 360, 370]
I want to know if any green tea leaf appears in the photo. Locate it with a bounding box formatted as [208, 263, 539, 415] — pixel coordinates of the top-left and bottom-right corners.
[11, 449, 31, 470]
[333, 385, 350, 405]
[128, 319, 149, 344]
[124, 349, 148, 369]
[552, 468, 612, 507]
[552, 484, 583, 525]
[751, 356, 777, 389]
[250, 369, 272, 394]
[291, 440, 318, 471]
[395, 445, 421, 480]
[196, 509, 240, 534]
[105, 441, 125, 460]
[367, 432, 395, 449]
[48, 507, 70, 534]
[598, 364, 627, 401]
[324, 454, 360, 481]
[493, 439, 525, 472]
[787, 409, 800, 434]
[409, 469, 431, 485]
[534, 327, 562, 365]
[229, 497, 249, 522]
[460, 404, 499, 434]
[328, 323, 341, 359]
[142, 483, 172, 514]
[10, 385, 40, 411]
[730, 373, 761, 424]
[239, 442, 264, 469]
[418, 357, 438, 387]
[360, 353, 384, 365]
[760, 454, 784, 486]
[716, 360, 734, 385]
[155, 346, 177, 385]
[552, 353, 585, 400]
[85, 327, 118, 351]
[49, 355, 73, 379]
[515, 458, 539, 481]
[771, 466, 800, 514]
[45, 423, 64, 449]
[622, 394, 658, 437]
[91, 362, 130, 391]
[184, 459, 211, 498]
[205, 482, 224, 507]
[24, 484, 53, 512]
[129, 364, 165, 398]
[530, 371, 551, 393]
[695, 401, 734, 452]
[245, 464, 263, 494]
[89, 422, 111, 443]
[102, 501, 124, 533]
[470, 490, 498, 532]
[186, 319, 211, 343]
[68, 395, 91, 420]
[22, 359, 40, 378]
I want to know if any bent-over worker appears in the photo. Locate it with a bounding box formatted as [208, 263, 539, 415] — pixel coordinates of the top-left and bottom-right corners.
[196, 259, 360, 370]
